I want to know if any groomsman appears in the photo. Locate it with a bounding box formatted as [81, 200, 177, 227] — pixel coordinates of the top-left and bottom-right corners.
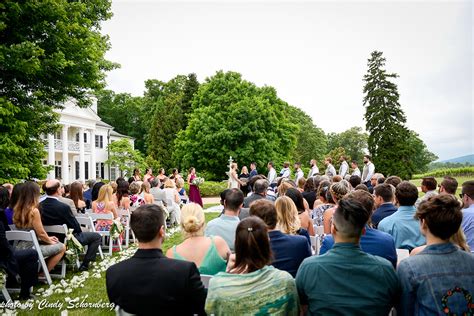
[294, 162, 304, 183]
[324, 158, 336, 178]
[351, 160, 361, 177]
[249, 162, 258, 178]
[308, 159, 319, 177]
[361, 155, 375, 188]
[339, 156, 349, 178]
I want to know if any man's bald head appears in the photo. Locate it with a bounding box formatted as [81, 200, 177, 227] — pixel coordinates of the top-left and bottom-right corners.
[44, 179, 61, 196]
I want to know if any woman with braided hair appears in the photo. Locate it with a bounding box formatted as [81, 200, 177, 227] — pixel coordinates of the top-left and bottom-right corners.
[323, 180, 351, 234]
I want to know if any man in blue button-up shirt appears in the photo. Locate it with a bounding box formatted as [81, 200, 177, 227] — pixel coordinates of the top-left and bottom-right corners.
[461, 180, 474, 250]
[378, 181, 425, 251]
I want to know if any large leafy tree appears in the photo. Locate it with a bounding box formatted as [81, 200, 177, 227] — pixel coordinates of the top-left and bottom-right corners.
[327, 126, 368, 165]
[0, 0, 116, 182]
[105, 139, 145, 178]
[173, 71, 297, 180]
[407, 131, 438, 174]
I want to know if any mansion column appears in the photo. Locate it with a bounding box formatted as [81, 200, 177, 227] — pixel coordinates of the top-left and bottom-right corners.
[90, 129, 96, 180]
[47, 134, 55, 179]
[61, 125, 70, 184]
[79, 127, 85, 182]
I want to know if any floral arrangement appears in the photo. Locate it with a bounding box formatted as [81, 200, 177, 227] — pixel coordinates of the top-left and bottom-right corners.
[109, 218, 124, 239]
[192, 177, 205, 186]
[65, 228, 84, 264]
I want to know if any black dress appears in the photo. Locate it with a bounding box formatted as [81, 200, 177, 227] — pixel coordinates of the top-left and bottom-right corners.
[239, 173, 250, 196]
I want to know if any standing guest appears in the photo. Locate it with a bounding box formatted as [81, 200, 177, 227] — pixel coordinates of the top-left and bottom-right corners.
[40, 179, 102, 271]
[250, 199, 311, 277]
[279, 162, 291, 179]
[351, 160, 361, 177]
[294, 162, 304, 183]
[166, 203, 230, 275]
[249, 162, 258, 178]
[275, 196, 310, 244]
[349, 175, 362, 190]
[149, 178, 166, 207]
[14, 182, 66, 272]
[378, 181, 425, 251]
[91, 181, 105, 202]
[83, 179, 95, 209]
[5, 183, 23, 225]
[415, 176, 438, 208]
[312, 181, 334, 226]
[0, 187, 10, 228]
[169, 168, 180, 181]
[205, 189, 243, 251]
[156, 168, 166, 182]
[371, 183, 398, 228]
[398, 194, 474, 315]
[324, 158, 336, 178]
[239, 166, 250, 196]
[302, 177, 317, 209]
[243, 179, 269, 208]
[385, 176, 402, 188]
[132, 168, 141, 182]
[361, 155, 375, 189]
[205, 217, 298, 315]
[106, 204, 206, 315]
[296, 198, 399, 315]
[92, 184, 118, 231]
[319, 190, 397, 268]
[176, 178, 188, 204]
[438, 176, 458, 195]
[461, 180, 474, 250]
[308, 159, 320, 178]
[323, 181, 351, 234]
[114, 180, 130, 210]
[0, 222, 38, 300]
[267, 161, 277, 185]
[69, 181, 87, 214]
[285, 188, 315, 236]
[187, 167, 203, 207]
[338, 156, 349, 178]
[140, 182, 155, 204]
[143, 167, 153, 183]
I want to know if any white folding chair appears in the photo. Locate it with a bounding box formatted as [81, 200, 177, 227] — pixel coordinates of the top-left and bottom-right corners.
[88, 213, 122, 256]
[200, 274, 213, 288]
[116, 208, 135, 248]
[43, 224, 79, 277]
[75, 215, 104, 260]
[1, 285, 11, 302]
[310, 236, 321, 255]
[313, 225, 324, 235]
[396, 248, 410, 266]
[115, 305, 135, 316]
[6, 230, 52, 285]
[8, 224, 16, 230]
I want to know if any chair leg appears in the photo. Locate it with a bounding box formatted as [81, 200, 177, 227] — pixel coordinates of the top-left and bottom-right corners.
[98, 245, 104, 260]
[125, 228, 129, 248]
[108, 236, 113, 256]
[38, 255, 52, 285]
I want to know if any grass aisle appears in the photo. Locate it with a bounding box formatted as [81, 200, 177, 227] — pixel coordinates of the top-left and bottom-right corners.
[5, 211, 220, 315]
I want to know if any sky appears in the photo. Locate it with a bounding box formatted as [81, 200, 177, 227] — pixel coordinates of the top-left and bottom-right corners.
[101, 0, 473, 161]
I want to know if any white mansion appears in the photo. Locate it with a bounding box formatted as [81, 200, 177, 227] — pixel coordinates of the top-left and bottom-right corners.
[44, 98, 134, 184]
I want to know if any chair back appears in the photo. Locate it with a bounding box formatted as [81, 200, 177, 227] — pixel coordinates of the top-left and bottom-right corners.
[313, 225, 324, 235]
[396, 248, 410, 266]
[43, 224, 68, 235]
[200, 274, 213, 288]
[76, 216, 95, 232]
[89, 213, 114, 221]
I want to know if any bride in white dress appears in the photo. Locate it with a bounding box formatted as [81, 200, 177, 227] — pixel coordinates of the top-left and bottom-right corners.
[228, 163, 243, 189]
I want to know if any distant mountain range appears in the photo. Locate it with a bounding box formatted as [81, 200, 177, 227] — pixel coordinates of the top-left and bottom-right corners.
[439, 154, 474, 164]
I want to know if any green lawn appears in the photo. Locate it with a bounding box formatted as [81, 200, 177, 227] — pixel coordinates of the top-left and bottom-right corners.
[409, 176, 472, 197]
[7, 212, 221, 315]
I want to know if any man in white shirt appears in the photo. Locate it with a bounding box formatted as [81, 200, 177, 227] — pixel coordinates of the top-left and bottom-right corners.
[267, 161, 277, 184]
[351, 160, 361, 177]
[279, 162, 291, 178]
[308, 159, 320, 178]
[324, 158, 337, 178]
[294, 162, 304, 183]
[361, 155, 375, 187]
[338, 156, 349, 178]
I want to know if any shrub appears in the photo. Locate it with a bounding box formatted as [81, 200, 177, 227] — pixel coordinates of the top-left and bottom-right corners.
[184, 181, 228, 197]
[412, 167, 474, 179]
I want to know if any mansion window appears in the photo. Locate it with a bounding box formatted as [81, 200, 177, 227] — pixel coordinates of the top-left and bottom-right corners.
[55, 161, 62, 179]
[96, 162, 105, 179]
[95, 135, 104, 148]
[75, 132, 88, 143]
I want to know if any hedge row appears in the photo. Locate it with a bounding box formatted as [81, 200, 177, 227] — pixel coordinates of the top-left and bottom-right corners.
[184, 181, 228, 197]
[412, 166, 474, 179]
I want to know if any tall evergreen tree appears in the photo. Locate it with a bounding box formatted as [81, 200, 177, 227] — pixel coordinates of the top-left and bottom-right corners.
[363, 51, 414, 179]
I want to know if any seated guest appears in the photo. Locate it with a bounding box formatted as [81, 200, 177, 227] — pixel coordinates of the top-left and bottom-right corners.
[323, 181, 350, 234]
[302, 177, 318, 209]
[250, 199, 311, 277]
[14, 182, 65, 272]
[385, 176, 402, 188]
[140, 181, 154, 204]
[275, 196, 310, 244]
[410, 227, 470, 256]
[461, 180, 474, 250]
[106, 204, 206, 314]
[69, 181, 87, 214]
[243, 179, 268, 208]
[415, 176, 438, 208]
[312, 180, 334, 226]
[285, 188, 315, 236]
[0, 186, 10, 228]
[83, 179, 95, 209]
[398, 194, 474, 314]
[91, 181, 105, 202]
[348, 175, 361, 190]
[114, 179, 130, 210]
[92, 184, 118, 232]
[163, 179, 181, 226]
[320, 190, 397, 268]
[149, 178, 166, 207]
[4, 183, 23, 225]
[438, 176, 458, 196]
[41, 179, 102, 271]
[378, 181, 425, 251]
[166, 203, 230, 275]
[371, 183, 397, 228]
[0, 222, 38, 300]
[205, 216, 298, 315]
[205, 189, 243, 251]
[176, 178, 188, 204]
[296, 198, 399, 315]
[54, 183, 77, 215]
[355, 183, 369, 192]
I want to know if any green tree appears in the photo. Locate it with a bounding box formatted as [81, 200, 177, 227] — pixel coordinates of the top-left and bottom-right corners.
[173, 71, 297, 180]
[106, 139, 145, 178]
[407, 131, 438, 174]
[363, 51, 414, 179]
[0, 0, 116, 182]
[325, 147, 349, 171]
[327, 127, 368, 164]
[288, 106, 327, 166]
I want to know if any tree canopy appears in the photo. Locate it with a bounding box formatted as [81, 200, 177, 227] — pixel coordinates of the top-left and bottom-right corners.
[327, 127, 368, 165]
[106, 139, 145, 178]
[0, 0, 116, 182]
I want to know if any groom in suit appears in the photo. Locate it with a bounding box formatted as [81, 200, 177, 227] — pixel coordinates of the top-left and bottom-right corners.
[106, 204, 206, 315]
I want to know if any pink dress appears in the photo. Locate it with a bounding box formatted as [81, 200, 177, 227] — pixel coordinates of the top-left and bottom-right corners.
[94, 202, 112, 231]
[189, 174, 203, 207]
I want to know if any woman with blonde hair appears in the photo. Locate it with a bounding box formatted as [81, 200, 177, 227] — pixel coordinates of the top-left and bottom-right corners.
[14, 182, 66, 272]
[166, 203, 230, 275]
[140, 181, 154, 204]
[323, 180, 351, 233]
[228, 163, 244, 189]
[92, 184, 118, 231]
[275, 196, 310, 244]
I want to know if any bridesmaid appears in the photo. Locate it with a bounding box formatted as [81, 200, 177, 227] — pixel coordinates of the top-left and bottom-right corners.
[187, 167, 203, 207]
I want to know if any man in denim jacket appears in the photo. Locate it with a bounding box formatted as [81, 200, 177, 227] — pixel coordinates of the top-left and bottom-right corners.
[397, 194, 474, 315]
